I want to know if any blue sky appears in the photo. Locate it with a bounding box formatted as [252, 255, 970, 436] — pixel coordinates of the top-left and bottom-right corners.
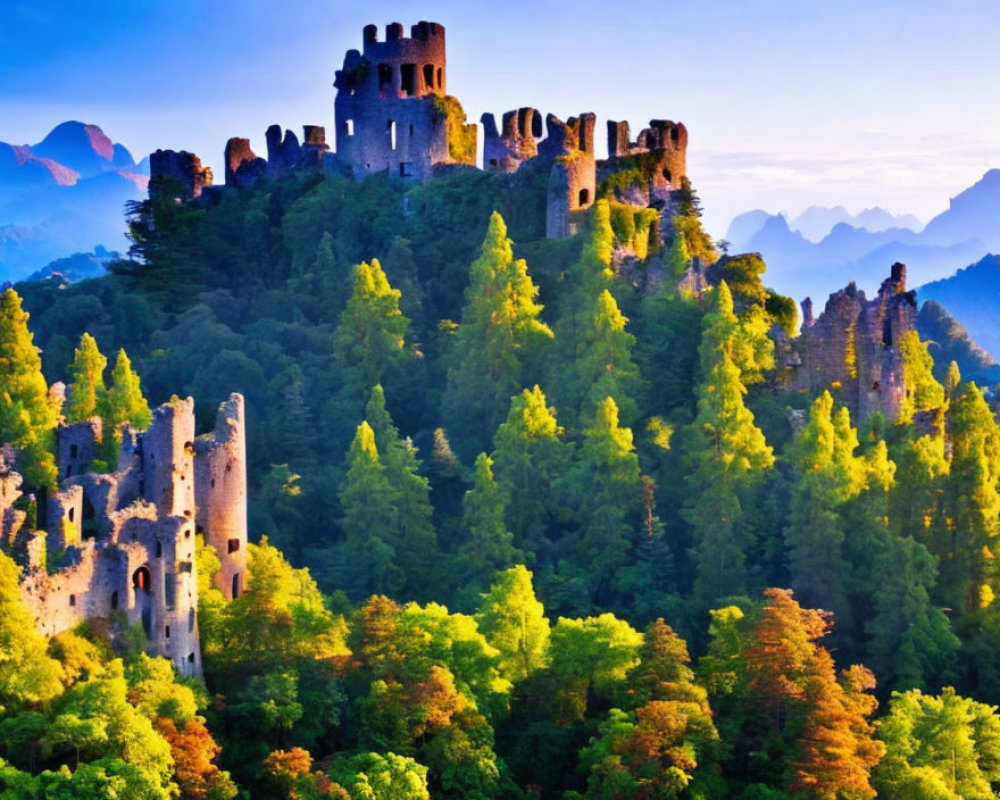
[2, 0, 999, 237]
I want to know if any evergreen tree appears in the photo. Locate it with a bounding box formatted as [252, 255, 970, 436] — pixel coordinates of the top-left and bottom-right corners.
[64, 333, 107, 424]
[784, 392, 863, 633]
[0, 288, 58, 488]
[898, 329, 946, 424]
[491, 386, 571, 556]
[442, 212, 553, 457]
[104, 349, 153, 431]
[333, 259, 410, 392]
[683, 282, 773, 604]
[943, 383, 1000, 616]
[565, 397, 641, 608]
[365, 385, 437, 599]
[572, 290, 644, 425]
[456, 453, 522, 604]
[339, 421, 403, 598]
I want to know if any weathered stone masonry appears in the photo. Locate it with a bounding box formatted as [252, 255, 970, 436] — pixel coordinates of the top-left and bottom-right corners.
[4, 394, 248, 678]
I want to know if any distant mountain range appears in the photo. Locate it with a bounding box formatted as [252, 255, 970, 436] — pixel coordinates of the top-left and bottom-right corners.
[918, 255, 1000, 364]
[0, 121, 148, 283]
[726, 171, 1000, 303]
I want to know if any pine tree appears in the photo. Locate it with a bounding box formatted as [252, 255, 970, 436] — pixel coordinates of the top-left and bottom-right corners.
[784, 392, 863, 632]
[683, 282, 773, 604]
[572, 290, 644, 425]
[333, 259, 410, 392]
[944, 383, 1000, 615]
[491, 386, 571, 555]
[456, 453, 521, 603]
[0, 288, 58, 488]
[339, 421, 403, 598]
[104, 349, 153, 431]
[566, 397, 641, 606]
[364, 385, 437, 598]
[442, 212, 553, 457]
[64, 333, 107, 423]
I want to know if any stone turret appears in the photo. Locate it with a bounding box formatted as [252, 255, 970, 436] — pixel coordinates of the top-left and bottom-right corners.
[786, 263, 918, 422]
[604, 119, 688, 205]
[333, 21, 476, 181]
[194, 395, 247, 601]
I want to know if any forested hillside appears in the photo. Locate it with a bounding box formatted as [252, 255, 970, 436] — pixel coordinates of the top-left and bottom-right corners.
[4, 167, 1000, 799]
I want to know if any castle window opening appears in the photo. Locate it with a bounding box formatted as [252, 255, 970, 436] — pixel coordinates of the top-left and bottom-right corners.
[489, 158, 498, 168]
[388, 120, 397, 150]
[409, 124, 414, 139]
[70, 444, 78, 459]
[69, 594, 76, 607]
[65, 465, 72, 478]
[133, 566, 151, 593]
[343, 119, 354, 137]
[579, 188, 590, 206]
[111, 590, 118, 610]
[378, 63, 392, 93]
[437, 67, 443, 88]
[401, 63, 416, 96]
[189, 609, 195, 632]
[663, 168, 672, 182]
[228, 538, 241, 554]
[872, 381, 880, 391]
[165, 625, 170, 639]
[188, 652, 195, 663]
[423, 64, 434, 91]
[210, 479, 215, 488]
[232, 573, 241, 599]
[400, 162, 414, 178]
[156, 540, 162, 558]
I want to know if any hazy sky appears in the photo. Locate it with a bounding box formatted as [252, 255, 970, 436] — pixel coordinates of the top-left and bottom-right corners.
[2, 0, 999, 238]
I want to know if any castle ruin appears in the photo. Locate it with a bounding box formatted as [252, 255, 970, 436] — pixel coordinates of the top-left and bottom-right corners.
[2, 394, 248, 678]
[148, 21, 690, 241]
[779, 263, 918, 422]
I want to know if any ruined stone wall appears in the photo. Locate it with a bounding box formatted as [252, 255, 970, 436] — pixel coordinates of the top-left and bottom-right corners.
[0, 454, 24, 550]
[547, 150, 597, 238]
[57, 418, 102, 480]
[194, 395, 247, 601]
[786, 263, 918, 422]
[149, 150, 212, 201]
[10, 394, 238, 677]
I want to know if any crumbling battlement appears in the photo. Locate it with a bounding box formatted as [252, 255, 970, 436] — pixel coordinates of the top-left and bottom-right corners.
[149, 21, 692, 243]
[8, 394, 249, 678]
[333, 21, 474, 182]
[784, 263, 918, 422]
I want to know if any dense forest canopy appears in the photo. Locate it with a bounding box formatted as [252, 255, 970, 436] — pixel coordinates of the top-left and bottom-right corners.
[3, 165, 1000, 799]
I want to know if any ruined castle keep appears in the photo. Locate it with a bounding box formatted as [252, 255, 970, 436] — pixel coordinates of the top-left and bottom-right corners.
[781, 263, 918, 421]
[2, 394, 248, 678]
[148, 21, 689, 240]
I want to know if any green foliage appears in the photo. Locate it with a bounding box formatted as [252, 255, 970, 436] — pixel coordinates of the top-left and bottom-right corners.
[0, 288, 58, 488]
[431, 95, 477, 165]
[874, 687, 1000, 800]
[898, 329, 945, 424]
[64, 333, 107, 424]
[329, 751, 429, 800]
[476, 566, 551, 684]
[442, 212, 553, 457]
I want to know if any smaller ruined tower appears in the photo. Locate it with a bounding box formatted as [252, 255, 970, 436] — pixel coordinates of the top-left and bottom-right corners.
[194, 395, 247, 601]
[333, 21, 476, 181]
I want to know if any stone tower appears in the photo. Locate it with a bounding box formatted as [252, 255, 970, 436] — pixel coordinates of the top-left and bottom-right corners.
[194, 395, 247, 601]
[333, 21, 477, 181]
[15, 394, 250, 678]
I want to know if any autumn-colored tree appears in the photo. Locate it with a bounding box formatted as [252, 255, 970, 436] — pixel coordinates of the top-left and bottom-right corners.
[155, 716, 238, 800]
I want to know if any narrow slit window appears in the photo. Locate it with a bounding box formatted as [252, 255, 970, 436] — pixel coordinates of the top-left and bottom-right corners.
[388, 120, 397, 150]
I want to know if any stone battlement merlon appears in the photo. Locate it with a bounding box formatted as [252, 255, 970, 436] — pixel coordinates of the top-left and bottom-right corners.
[348, 21, 447, 99]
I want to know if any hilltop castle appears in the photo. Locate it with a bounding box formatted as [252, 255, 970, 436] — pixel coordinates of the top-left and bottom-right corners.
[148, 20, 690, 240]
[2, 394, 247, 678]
